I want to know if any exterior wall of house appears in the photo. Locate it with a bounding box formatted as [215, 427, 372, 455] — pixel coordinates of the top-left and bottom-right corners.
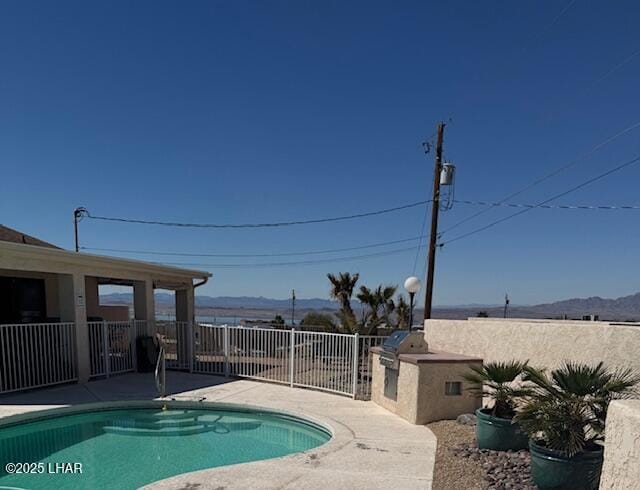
[0, 269, 60, 318]
[424, 318, 640, 373]
[600, 400, 640, 489]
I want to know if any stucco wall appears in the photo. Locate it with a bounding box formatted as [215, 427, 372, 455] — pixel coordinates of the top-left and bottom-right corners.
[600, 400, 640, 490]
[414, 362, 481, 423]
[371, 352, 481, 424]
[371, 352, 417, 419]
[425, 318, 640, 373]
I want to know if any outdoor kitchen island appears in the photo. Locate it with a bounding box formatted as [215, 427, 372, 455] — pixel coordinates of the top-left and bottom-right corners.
[371, 331, 483, 424]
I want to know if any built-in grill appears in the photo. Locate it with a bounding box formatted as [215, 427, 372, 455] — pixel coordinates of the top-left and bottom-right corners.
[379, 331, 429, 400]
[379, 330, 428, 369]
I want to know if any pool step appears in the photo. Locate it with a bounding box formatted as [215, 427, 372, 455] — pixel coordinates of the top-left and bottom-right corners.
[122, 411, 224, 428]
[103, 424, 214, 437]
[144, 410, 203, 421]
[128, 418, 202, 429]
[103, 419, 262, 436]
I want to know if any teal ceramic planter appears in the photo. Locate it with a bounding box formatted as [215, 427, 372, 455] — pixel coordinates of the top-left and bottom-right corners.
[529, 441, 603, 489]
[475, 408, 529, 451]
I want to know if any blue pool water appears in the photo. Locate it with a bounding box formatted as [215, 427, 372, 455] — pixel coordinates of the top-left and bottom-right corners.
[0, 402, 330, 489]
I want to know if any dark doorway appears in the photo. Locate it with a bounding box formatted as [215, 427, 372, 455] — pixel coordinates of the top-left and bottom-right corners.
[0, 277, 47, 324]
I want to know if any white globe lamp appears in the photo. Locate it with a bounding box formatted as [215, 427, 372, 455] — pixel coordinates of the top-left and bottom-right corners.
[403, 276, 421, 329]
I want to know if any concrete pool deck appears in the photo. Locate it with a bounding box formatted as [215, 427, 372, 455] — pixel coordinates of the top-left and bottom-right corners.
[0, 372, 437, 489]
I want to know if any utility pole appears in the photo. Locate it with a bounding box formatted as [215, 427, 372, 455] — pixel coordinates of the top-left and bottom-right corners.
[73, 207, 87, 252]
[409, 291, 415, 329]
[291, 289, 296, 327]
[503, 293, 510, 318]
[423, 122, 445, 320]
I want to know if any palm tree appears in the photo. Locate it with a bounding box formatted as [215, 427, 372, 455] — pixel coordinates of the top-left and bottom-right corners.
[377, 285, 397, 319]
[356, 284, 397, 334]
[327, 272, 359, 332]
[356, 285, 379, 319]
[394, 295, 410, 330]
[463, 360, 530, 419]
[516, 362, 640, 456]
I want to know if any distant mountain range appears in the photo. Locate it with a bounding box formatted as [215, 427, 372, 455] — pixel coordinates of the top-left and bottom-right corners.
[433, 292, 640, 321]
[100, 291, 640, 321]
[102, 292, 339, 310]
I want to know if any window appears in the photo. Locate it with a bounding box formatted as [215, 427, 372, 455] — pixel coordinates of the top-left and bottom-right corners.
[445, 381, 462, 396]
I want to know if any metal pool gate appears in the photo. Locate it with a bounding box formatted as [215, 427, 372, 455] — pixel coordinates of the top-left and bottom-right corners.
[193, 324, 386, 399]
[88, 321, 137, 378]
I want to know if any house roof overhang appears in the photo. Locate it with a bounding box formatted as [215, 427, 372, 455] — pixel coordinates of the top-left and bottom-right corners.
[0, 240, 211, 288]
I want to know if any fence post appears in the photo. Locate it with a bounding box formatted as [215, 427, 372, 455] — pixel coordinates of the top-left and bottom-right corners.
[189, 321, 194, 373]
[289, 328, 295, 387]
[223, 325, 230, 378]
[102, 320, 110, 379]
[131, 319, 138, 373]
[352, 333, 359, 399]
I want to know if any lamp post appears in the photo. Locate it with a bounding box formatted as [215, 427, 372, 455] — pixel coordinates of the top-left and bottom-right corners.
[404, 276, 421, 329]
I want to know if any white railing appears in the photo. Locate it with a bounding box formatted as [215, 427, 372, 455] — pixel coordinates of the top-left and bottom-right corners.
[193, 324, 226, 376]
[0, 320, 387, 399]
[0, 322, 77, 394]
[194, 324, 386, 399]
[155, 320, 190, 370]
[292, 330, 357, 396]
[133, 319, 151, 337]
[88, 321, 136, 378]
[228, 326, 292, 383]
[356, 335, 387, 399]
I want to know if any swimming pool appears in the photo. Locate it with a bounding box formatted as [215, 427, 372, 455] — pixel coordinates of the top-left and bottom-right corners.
[0, 401, 331, 489]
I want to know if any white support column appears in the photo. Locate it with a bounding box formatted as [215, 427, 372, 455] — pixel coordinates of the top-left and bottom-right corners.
[84, 276, 100, 320]
[133, 279, 155, 337]
[58, 273, 90, 383]
[175, 286, 195, 370]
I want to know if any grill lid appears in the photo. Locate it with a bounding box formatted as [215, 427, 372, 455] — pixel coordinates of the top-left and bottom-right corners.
[380, 330, 429, 357]
[382, 330, 412, 353]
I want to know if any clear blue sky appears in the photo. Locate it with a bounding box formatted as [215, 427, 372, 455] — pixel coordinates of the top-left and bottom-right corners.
[1, 1, 639, 305]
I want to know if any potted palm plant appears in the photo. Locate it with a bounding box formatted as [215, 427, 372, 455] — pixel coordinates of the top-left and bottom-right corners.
[463, 360, 530, 451]
[516, 362, 639, 490]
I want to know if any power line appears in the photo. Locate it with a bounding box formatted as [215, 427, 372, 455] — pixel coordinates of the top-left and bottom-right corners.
[79, 122, 640, 235]
[81, 235, 427, 258]
[81, 196, 640, 259]
[454, 199, 640, 210]
[520, 0, 577, 55]
[83, 200, 430, 229]
[440, 120, 640, 235]
[153, 245, 427, 269]
[441, 153, 640, 247]
[582, 47, 640, 95]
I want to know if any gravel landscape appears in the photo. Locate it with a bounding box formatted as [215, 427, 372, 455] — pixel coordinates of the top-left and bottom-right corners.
[428, 418, 537, 490]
